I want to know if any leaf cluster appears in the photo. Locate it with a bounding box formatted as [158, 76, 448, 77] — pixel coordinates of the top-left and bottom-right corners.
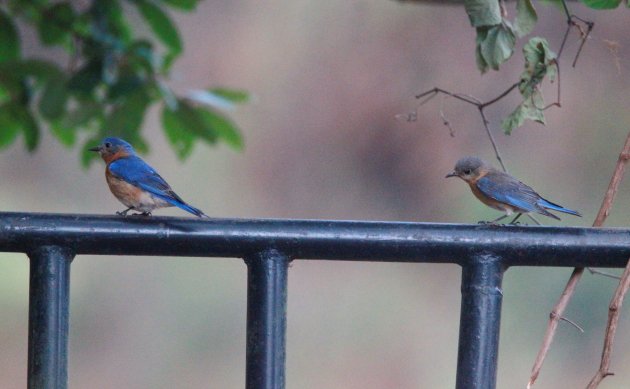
[501, 38, 557, 134]
[467, 0, 537, 73]
[0, 0, 248, 165]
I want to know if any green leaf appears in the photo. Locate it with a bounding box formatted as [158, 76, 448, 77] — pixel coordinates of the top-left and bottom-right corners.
[520, 37, 556, 98]
[38, 2, 75, 45]
[21, 111, 40, 151]
[0, 104, 21, 148]
[135, 1, 183, 56]
[50, 121, 76, 146]
[157, 79, 178, 110]
[51, 102, 103, 147]
[515, 0, 537, 37]
[39, 77, 68, 119]
[108, 72, 144, 100]
[159, 98, 243, 158]
[0, 85, 8, 105]
[501, 90, 546, 134]
[67, 58, 104, 96]
[0, 103, 40, 150]
[503, 37, 557, 133]
[0, 60, 64, 97]
[162, 103, 196, 159]
[197, 108, 243, 150]
[475, 28, 489, 73]
[0, 9, 20, 62]
[57, 101, 102, 129]
[103, 91, 151, 147]
[187, 89, 236, 111]
[464, 0, 502, 27]
[127, 40, 158, 73]
[479, 24, 516, 71]
[538, 0, 565, 8]
[103, 0, 133, 44]
[166, 99, 218, 142]
[579, 0, 622, 9]
[160, 0, 199, 11]
[208, 88, 250, 104]
[162, 52, 178, 72]
[7, 59, 64, 82]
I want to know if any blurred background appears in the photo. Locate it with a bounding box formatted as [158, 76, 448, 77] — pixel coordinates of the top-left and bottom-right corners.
[1, 1, 630, 388]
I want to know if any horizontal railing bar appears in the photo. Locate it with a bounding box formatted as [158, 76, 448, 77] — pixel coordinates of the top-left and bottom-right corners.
[0, 212, 629, 267]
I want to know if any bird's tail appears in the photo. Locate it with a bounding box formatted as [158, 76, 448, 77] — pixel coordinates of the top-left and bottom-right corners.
[538, 199, 582, 217]
[176, 202, 209, 218]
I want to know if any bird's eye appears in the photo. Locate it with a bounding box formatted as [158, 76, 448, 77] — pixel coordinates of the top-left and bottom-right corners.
[464, 169, 471, 175]
[104, 142, 111, 148]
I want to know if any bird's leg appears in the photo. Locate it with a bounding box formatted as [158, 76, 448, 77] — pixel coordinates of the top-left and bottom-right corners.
[116, 207, 133, 216]
[478, 214, 509, 225]
[509, 213, 523, 224]
[134, 211, 152, 217]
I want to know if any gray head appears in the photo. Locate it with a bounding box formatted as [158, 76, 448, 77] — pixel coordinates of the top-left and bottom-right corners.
[445, 156, 491, 182]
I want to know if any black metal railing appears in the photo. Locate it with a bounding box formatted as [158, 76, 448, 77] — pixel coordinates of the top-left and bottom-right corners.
[2, 212, 629, 389]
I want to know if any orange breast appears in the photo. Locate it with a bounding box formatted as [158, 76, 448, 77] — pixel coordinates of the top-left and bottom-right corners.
[105, 169, 144, 208]
[105, 167, 171, 212]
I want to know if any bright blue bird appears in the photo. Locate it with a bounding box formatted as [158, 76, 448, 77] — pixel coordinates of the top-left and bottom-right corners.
[90, 137, 207, 217]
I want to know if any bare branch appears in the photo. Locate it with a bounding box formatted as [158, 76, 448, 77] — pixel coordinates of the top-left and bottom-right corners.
[587, 258, 630, 388]
[527, 131, 630, 388]
[585, 141, 630, 388]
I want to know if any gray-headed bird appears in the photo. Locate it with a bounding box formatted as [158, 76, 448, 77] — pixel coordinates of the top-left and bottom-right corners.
[446, 156, 581, 223]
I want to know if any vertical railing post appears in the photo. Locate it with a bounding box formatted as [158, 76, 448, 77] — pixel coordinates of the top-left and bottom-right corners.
[244, 249, 290, 389]
[27, 245, 74, 389]
[455, 254, 504, 389]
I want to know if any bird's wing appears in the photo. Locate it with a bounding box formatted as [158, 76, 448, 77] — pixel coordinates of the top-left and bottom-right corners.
[476, 172, 541, 213]
[108, 157, 186, 205]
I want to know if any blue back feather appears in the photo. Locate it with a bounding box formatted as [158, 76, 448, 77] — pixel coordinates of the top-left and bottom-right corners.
[476, 172, 580, 217]
[108, 156, 205, 217]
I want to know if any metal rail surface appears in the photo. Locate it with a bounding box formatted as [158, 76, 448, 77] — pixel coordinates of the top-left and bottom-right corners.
[1, 212, 629, 389]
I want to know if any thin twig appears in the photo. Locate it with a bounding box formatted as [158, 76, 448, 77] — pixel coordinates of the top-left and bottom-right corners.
[527, 131, 630, 388]
[543, 60, 561, 110]
[588, 268, 622, 280]
[480, 82, 519, 109]
[477, 107, 507, 171]
[572, 19, 594, 68]
[586, 257, 630, 388]
[439, 97, 455, 137]
[556, 1, 594, 67]
[560, 316, 584, 333]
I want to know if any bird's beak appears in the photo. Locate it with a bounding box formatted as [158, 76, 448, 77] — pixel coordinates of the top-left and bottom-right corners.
[88, 145, 101, 152]
[445, 171, 457, 178]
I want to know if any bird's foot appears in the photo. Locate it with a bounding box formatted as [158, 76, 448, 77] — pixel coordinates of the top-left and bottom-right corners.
[477, 220, 505, 226]
[131, 211, 152, 217]
[116, 207, 134, 216]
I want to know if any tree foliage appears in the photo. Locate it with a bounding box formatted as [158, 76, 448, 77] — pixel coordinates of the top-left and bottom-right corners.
[0, 0, 248, 165]
[463, 0, 626, 134]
